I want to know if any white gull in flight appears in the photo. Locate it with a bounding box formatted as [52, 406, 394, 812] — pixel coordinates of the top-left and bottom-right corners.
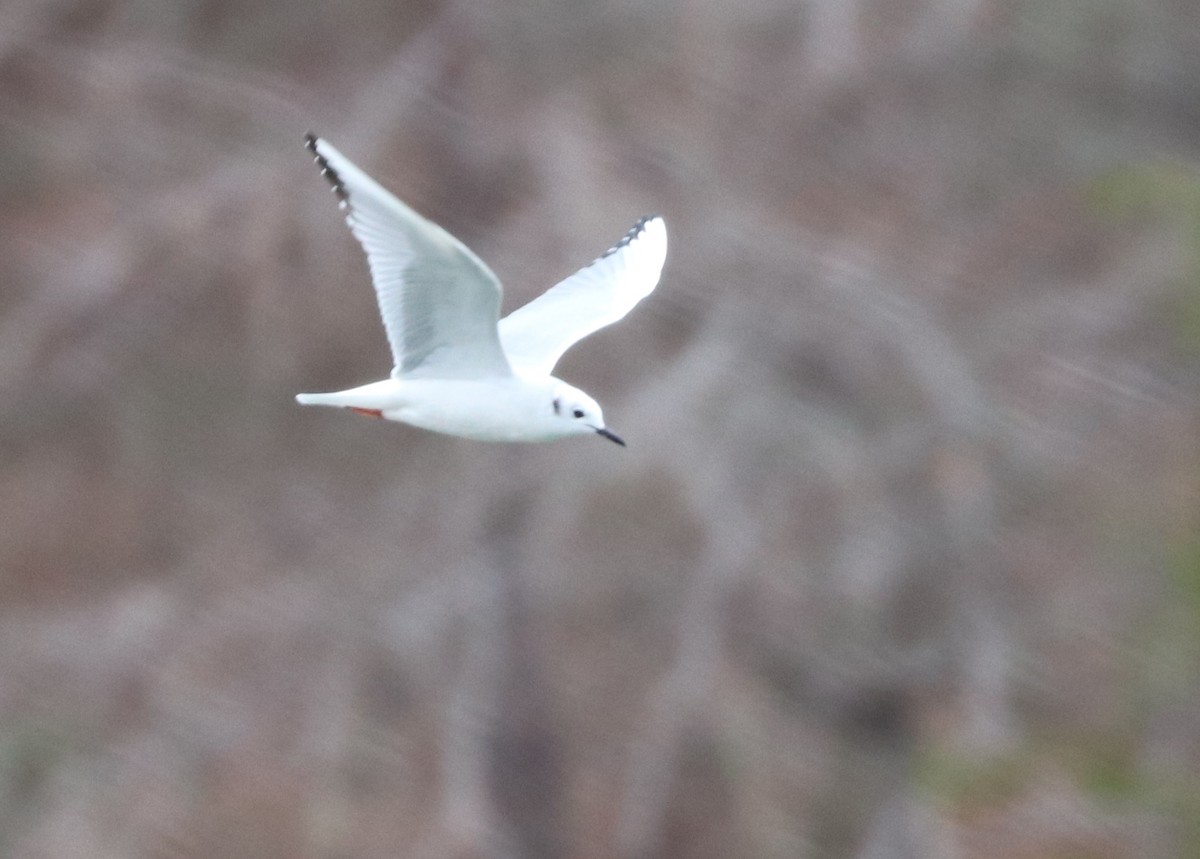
[296, 134, 667, 446]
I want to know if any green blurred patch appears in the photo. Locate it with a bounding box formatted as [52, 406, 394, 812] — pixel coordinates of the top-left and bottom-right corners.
[1089, 161, 1200, 350]
[921, 730, 1200, 856]
[1088, 161, 1200, 219]
[1073, 737, 1139, 801]
[1108, 529, 1200, 856]
[916, 743, 1036, 811]
[1088, 161, 1200, 355]
[919, 530, 1200, 847]
[1070, 732, 1200, 859]
[1168, 532, 1200, 616]
[1137, 532, 1200, 699]
[0, 723, 74, 851]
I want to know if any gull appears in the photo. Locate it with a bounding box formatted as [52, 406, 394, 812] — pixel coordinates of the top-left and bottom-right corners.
[296, 134, 667, 446]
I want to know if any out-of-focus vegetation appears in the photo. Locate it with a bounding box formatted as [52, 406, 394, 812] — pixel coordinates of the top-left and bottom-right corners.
[2, 0, 1198, 857]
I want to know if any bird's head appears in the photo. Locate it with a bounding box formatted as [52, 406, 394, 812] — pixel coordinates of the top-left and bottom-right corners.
[550, 381, 624, 446]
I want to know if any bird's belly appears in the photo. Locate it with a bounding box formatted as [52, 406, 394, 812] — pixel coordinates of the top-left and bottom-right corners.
[384, 379, 560, 442]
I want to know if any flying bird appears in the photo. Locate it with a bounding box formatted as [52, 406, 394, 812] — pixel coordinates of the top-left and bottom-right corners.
[296, 134, 667, 446]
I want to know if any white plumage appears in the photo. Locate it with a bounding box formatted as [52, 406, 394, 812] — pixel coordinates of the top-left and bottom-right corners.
[296, 134, 667, 446]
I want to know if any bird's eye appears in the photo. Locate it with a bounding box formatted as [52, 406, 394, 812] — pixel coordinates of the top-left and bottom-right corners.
[553, 398, 562, 415]
[573, 408, 585, 419]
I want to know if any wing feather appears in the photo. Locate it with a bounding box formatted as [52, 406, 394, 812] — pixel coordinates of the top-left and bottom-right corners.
[498, 216, 667, 376]
[305, 134, 512, 379]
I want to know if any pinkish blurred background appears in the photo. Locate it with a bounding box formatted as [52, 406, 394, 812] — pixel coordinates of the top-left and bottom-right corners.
[2, 1, 1199, 856]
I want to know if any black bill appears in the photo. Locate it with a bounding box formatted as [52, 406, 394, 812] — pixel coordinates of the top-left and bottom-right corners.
[596, 427, 626, 447]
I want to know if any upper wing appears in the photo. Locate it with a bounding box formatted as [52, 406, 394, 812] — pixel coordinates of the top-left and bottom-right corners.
[305, 134, 512, 379]
[498, 216, 667, 376]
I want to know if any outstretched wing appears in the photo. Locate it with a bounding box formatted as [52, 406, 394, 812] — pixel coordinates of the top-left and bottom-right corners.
[305, 134, 512, 379]
[498, 216, 667, 376]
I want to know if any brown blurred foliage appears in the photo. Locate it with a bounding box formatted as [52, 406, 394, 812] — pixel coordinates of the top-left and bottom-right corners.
[2, 0, 1199, 857]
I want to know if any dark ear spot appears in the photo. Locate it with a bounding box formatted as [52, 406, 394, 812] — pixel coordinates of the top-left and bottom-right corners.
[553, 397, 562, 415]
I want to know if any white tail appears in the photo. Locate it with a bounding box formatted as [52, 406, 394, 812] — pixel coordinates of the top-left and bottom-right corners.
[296, 392, 349, 407]
[295, 379, 404, 410]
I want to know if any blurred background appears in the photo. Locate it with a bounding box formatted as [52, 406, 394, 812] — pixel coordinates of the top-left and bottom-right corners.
[2, 0, 1199, 856]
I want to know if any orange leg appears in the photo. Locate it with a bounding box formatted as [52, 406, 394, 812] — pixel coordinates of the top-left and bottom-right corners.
[347, 407, 384, 418]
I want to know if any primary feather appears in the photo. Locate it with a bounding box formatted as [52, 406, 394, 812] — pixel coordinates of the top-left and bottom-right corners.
[498, 216, 667, 376]
[304, 134, 512, 379]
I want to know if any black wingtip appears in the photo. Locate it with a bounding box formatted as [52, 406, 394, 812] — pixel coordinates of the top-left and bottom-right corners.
[602, 215, 662, 259]
[303, 133, 349, 204]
